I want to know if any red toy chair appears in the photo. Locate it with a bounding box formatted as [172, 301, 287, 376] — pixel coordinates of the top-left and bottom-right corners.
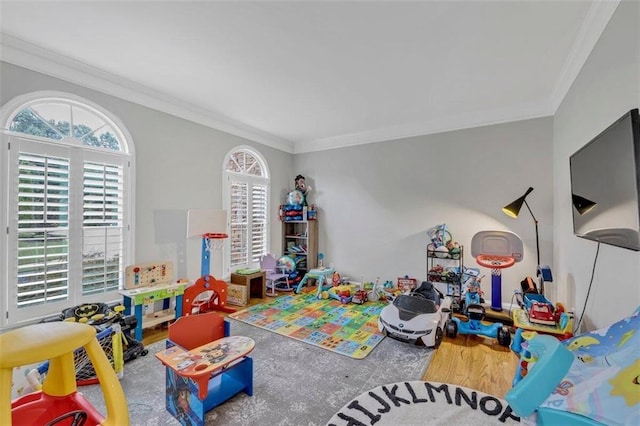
[168, 311, 228, 350]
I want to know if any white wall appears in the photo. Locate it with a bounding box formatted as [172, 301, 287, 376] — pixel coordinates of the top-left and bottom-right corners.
[553, 0, 640, 331]
[294, 117, 554, 307]
[0, 62, 294, 283]
[4, 0, 637, 333]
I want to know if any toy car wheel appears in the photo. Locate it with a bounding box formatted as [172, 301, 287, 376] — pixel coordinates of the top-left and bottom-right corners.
[432, 326, 444, 348]
[497, 326, 511, 347]
[445, 319, 457, 338]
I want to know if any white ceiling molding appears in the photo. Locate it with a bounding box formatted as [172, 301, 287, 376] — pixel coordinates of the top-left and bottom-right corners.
[0, 34, 295, 154]
[548, 0, 622, 113]
[295, 102, 554, 154]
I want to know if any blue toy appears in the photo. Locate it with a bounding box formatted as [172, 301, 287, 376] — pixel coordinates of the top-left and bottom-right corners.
[445, 274, 511, 346]
[506, 307, 640, 425]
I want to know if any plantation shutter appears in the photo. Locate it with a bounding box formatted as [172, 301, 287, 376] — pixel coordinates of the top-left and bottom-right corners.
[82, 161, 125, 295]
[230, 181, 248, 267]
[16, 152, 70, 307]
[223, 148, 269, 275]
[251, 183, 267, 263]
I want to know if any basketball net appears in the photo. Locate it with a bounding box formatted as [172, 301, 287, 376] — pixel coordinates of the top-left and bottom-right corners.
[203, 233, 228, 252]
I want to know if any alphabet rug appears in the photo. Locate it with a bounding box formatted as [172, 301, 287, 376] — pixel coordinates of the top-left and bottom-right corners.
[327, 381, 521, 425]
[229, 292, 386, 359]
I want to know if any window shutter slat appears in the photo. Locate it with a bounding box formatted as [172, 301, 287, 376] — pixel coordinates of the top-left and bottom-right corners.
[82, 162, 124, 295]
[16, 152, 71, 307]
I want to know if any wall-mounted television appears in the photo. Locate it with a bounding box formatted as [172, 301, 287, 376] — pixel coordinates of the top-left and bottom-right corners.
[570, 108, 640, 251]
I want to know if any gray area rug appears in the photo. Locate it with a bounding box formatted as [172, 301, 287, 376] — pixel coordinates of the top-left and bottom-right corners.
[81, 318, 433, 425]
[327, 381, 520, 425]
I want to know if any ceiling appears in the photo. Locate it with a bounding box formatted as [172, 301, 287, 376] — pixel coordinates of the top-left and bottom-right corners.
[0, 1, 620, 153]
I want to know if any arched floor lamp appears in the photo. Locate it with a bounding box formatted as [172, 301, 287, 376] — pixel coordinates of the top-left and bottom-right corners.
[502, 187, 539, 264]
[502, 187, 553, 294]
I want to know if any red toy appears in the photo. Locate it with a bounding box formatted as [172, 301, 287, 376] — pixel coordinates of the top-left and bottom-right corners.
[529, 301, 556, 326]
[3, 322, 128, 426]
[523, 293, 557, 326]
[352, 289, 368, 304]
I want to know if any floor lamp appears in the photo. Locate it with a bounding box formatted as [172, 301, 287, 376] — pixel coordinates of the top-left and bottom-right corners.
[502, 187, 552, 293]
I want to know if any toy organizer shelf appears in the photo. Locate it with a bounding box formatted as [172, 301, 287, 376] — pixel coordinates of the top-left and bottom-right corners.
[426, 245, 464, 311]
[281, 219, 318, 275]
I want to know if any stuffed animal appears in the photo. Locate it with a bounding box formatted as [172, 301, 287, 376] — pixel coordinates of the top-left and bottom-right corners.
[294, 174, 312, 206]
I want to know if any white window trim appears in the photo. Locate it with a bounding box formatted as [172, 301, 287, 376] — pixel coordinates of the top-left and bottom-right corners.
[222, 146, 270, 277]
[0, 91, 136, 329]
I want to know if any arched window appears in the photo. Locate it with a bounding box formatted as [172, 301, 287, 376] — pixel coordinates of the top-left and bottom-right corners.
[223, 147, 269, 275]
[1, 92, 134, 326]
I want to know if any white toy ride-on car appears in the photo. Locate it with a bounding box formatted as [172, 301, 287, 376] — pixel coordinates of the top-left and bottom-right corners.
[378, 284, 452, 348]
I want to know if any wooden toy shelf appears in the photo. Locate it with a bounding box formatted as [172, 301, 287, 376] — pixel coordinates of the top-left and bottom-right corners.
[281, 219, 318, 275]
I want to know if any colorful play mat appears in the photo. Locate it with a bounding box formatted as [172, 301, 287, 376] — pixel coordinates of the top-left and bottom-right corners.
[229, 293, 386, 359]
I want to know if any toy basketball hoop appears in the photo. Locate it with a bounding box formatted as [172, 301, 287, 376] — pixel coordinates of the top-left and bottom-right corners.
[203, 233, 228, 252]
[476, 254, 515, 270]
[471, 231, 523, 312]
[186, 209, 229, 278]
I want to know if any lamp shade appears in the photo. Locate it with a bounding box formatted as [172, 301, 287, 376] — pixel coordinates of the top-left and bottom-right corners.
[502, 187, 534, 218]
[572, 194, 597, 215]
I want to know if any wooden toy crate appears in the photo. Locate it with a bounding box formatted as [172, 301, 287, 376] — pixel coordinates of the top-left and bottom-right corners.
[227, 283, 248, 306]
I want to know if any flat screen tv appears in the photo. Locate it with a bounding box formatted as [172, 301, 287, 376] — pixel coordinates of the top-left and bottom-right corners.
[570, 108, 640, 251]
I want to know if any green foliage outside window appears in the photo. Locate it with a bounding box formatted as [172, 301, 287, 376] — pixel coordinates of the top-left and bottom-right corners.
[10, 108, 121, 150]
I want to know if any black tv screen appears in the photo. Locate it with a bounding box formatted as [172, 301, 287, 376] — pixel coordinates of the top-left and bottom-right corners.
[570, 108, 640, 251]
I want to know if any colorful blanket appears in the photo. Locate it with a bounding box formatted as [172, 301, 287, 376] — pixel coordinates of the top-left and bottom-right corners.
[537, 306, 640, 425]
[229, 293, 386, 359]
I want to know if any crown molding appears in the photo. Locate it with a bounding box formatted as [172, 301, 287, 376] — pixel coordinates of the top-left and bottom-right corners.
[0, 33, 295, 154]
[295, 103, 554, 154]
[297, 0, 618, 154]
[548, 0, 621, 113]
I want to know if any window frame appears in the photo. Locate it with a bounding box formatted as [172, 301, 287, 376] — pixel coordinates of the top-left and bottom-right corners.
[1, 91, 135, 329]
[222, 146, 270, 277]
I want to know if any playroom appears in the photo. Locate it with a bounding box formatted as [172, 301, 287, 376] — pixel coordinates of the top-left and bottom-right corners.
[1, 1, 639, 425]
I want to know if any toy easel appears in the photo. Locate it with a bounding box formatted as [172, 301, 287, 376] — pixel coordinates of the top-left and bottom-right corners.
[471, 230, 523, 312]
[183, 210, 235, 315]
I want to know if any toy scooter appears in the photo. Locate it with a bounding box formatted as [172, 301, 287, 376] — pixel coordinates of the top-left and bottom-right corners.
[445, 275, 511, 346]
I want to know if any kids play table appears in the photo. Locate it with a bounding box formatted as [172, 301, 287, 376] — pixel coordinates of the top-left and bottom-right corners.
[295, 267, 335, 293]
[119, 280, 188, 341]
[155, 335, 254, 426]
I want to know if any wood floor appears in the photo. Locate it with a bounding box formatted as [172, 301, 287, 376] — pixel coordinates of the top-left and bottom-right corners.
[421, 334, 517, 398]
[141, 293, 517, 399]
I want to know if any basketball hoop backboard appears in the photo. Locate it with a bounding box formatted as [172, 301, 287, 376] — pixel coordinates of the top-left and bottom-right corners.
[471, 230, 523, 262]
[187, 209, 227, 239]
